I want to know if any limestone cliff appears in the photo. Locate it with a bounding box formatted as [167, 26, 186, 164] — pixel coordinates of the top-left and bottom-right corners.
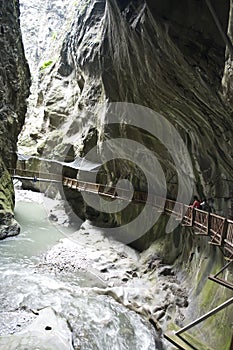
[0, 0, 30, 238]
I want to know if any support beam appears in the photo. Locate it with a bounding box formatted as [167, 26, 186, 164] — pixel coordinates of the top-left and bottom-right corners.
[214, 259, 233, 278]
[176, 297, 233, 335]
[208, 275, 233, 290]
[163, 334, 186, 350]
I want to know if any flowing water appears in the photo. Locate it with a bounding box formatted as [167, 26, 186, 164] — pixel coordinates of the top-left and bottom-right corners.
[0, 193, 158, 349]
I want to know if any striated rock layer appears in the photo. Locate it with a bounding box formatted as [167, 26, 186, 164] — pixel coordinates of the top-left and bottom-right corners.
[0, 0, 30, 238]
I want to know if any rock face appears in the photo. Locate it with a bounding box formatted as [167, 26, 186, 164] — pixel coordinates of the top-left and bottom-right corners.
[222, 0, 233, 105]
[18, 0, 75, 149]
[19, 0, 74, 76]
[0, 0, 30, 238]
[19, 0, 233, 219]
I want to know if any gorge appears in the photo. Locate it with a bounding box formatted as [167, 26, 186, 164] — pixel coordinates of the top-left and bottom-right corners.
[0, 0, 233, 349]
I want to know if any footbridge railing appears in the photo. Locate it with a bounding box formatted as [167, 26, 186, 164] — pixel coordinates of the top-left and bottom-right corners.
[62, 176, 233, 258]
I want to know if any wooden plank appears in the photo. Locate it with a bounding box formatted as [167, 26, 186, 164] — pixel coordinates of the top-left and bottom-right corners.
[224, 240, 233, 248]
[209, 241, 222, 246]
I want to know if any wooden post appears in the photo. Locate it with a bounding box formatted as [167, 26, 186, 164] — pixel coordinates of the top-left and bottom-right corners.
[207, 212, 211, 235]
[179, 203, 184, 221]
[191, 208, 195, 226]
[222, 218, 228, 243]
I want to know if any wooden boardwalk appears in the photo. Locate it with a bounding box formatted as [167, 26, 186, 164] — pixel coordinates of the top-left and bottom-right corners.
[10, 168, 233, 259]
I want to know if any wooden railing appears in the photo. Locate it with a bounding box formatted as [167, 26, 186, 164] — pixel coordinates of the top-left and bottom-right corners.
[209, 214, 227, 246]
[62, 176, 233, 257]
[10, 169, 233, 259]
[182, 204, 193, 226]
[193, 209, 209, 235]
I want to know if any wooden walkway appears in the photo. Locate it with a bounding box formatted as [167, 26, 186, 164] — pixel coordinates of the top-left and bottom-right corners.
[10, 168, 233, 259]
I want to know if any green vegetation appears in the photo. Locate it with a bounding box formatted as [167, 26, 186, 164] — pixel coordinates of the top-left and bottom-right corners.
[39, 60, 53, 71]
[51, 32, 57, 40]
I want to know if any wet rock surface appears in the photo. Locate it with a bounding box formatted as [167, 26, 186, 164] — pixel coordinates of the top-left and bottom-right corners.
[0, 216, 20, 240]
[0, 0, 30, 163]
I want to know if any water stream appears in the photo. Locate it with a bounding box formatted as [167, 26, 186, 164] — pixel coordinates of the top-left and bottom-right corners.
[0, 192, 158, 349]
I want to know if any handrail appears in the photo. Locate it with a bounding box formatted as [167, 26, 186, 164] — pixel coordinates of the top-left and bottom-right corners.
[9, 168, 62, 181]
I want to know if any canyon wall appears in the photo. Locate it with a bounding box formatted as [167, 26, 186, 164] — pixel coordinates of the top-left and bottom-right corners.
[19, 0, 233, 217]
[0, 0, 30, 238]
